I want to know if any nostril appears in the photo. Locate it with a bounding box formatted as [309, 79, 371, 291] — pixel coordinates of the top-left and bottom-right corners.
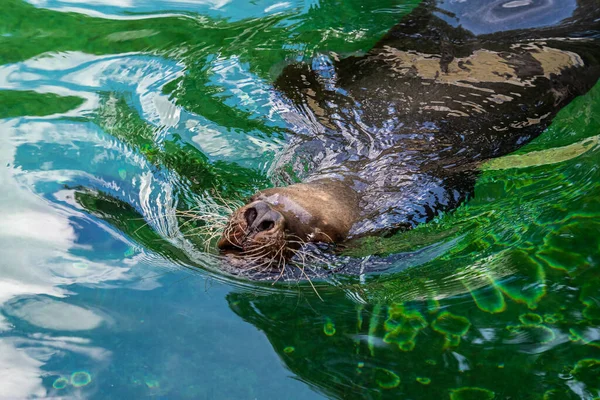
[258, 220, 274, 232]
[245, 207, 257, 226]
[244, 202, 281, 233]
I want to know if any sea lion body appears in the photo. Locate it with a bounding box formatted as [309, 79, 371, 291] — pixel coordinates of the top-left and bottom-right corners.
[218, 0, 600, 264]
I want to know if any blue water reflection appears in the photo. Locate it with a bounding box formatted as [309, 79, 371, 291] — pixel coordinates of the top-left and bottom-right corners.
[0, 38, 316, 400]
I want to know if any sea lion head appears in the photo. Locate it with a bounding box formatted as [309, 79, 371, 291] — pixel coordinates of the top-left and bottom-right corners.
[217, 180, 359, 267]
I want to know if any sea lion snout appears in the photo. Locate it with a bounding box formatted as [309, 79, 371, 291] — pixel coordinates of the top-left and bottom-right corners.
[217, 182, 359, 269]
[217, 200, 286, 257]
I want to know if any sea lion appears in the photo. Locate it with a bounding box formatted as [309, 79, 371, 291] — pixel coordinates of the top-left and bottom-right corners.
[217, 0, 600, 265]
[217, 179, 360, 259]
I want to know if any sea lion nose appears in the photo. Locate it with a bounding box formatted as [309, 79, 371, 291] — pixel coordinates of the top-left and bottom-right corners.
[245, 201, 282, 233]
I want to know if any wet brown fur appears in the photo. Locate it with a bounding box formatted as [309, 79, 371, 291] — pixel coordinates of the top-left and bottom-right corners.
[217, 179, 359, 267]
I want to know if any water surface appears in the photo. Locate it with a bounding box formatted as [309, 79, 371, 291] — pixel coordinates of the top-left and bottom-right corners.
[1, 0, 599, 398]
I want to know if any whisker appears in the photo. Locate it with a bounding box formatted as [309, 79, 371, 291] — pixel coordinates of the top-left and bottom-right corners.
[297, 261, 323, 301]
[315, 229, 334, 243]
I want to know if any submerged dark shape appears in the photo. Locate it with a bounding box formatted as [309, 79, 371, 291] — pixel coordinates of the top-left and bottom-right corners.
[218, 0, 600, 266]
[225, 249, 600, 399]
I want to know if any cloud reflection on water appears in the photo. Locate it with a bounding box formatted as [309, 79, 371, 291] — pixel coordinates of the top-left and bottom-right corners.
[0, 52, 179, 395]
[0, 116, 141, 397]
[0, 45, 281, 397]
[0, 340, 46, 398]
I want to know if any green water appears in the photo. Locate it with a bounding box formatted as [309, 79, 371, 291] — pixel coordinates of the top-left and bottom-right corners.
[0, 0, 599, 398]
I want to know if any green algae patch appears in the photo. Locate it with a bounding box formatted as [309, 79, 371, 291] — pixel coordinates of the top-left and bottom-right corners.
[435, 312, 469, 332]
[374, 368, 400, 389]
[283, 346, 295, 354]
[383, 304, 427, 352]
[450, 387, 495, 400]
[571, 358, 600, 387]
[519, 313, 543, 325]
[431, 311, 471, 336]
[70, 371, 92, 388]
[582, 297, 600, 321]
[495, 250, 546, 309]
[537, 221, 600, 275]
[0, 90, 84, 119]
[468, 282, 506, 314]
[323, 318, 336, 336]
[543, 313, 563, 324]
[53, 377, 69, 390]
[569, 328, 600, 348]
[578, 272, 600, 322]
[416, 377, 431, 385]
[507, 324, 555, 344]
[431, 311, 471, 348]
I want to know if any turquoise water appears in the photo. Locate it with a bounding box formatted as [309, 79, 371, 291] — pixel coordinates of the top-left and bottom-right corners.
[1, 0, 600, 398]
